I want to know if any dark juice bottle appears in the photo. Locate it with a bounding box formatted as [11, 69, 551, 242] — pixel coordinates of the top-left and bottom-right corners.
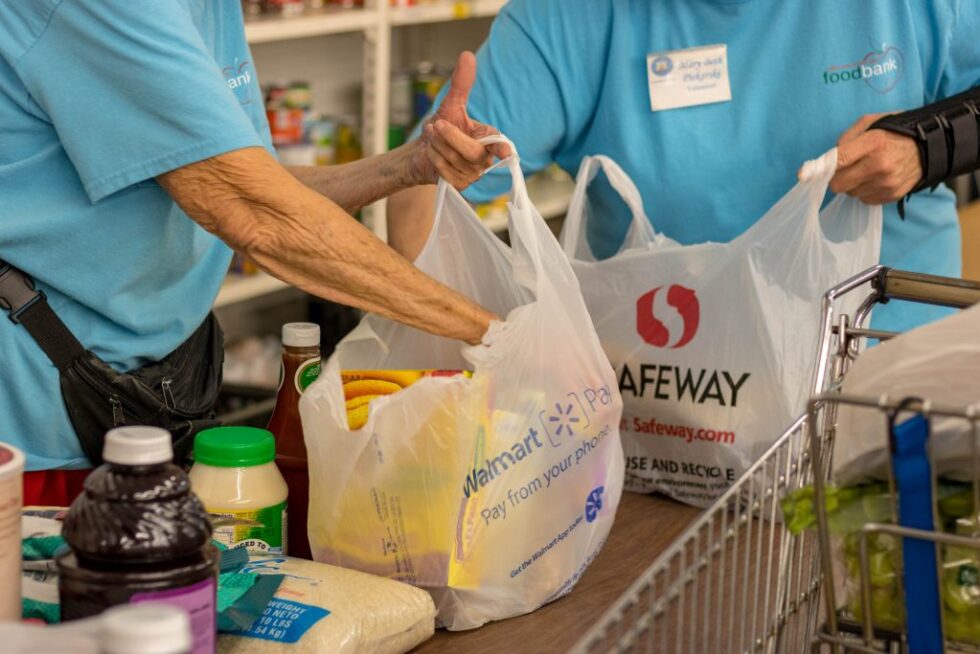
[267, 322, 321, 559]
[58, 426, 218, 654]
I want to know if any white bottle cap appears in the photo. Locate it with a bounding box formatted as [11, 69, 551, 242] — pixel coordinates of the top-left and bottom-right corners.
[102, 426, 173, 466]
[101, 604, 192, 654]
[282, 322, 320, 348]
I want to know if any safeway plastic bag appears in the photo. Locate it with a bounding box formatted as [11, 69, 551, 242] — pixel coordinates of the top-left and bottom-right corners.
[300, 137, 624, 630]
[559, 153, 881, 506]
[833, 301, 980, 485]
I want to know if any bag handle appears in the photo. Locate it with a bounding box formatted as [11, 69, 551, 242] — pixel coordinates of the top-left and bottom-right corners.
[797, 148, 838, 185]
[433, 134, 548, 276]
[561, 155, 657, 260]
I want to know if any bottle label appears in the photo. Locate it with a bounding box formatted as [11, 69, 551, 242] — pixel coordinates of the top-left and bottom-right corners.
[211, 502, 287, 554]
[130, 577, 216, 654]
[294, 357, 321, 394]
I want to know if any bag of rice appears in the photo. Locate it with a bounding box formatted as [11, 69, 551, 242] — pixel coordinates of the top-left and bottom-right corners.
[218, 554, 436, 654]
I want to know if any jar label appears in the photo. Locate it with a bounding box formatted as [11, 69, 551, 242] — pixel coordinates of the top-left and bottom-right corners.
[131, 577, 216, 654]
[211, 502, 287, 555]
[294, 357, 321, 394]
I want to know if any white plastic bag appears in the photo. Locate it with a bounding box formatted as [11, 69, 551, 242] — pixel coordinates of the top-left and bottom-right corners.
[559, 153, 881, 506]
[300, 138, 624, 630]
[833, 302, 980, 485]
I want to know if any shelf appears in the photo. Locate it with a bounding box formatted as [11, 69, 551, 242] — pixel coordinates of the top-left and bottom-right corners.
[481, 174, 575, 233]
[215, 272, 291, 308]
[390, 0, 507, 26]
[244, 7, 378, 43]
[243, 1, 505, 43]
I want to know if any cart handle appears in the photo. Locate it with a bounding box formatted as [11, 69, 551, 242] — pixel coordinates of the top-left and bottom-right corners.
[873, 267, 980, 309]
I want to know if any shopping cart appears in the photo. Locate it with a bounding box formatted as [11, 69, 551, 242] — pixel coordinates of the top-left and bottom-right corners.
[570, 266, 980, 654]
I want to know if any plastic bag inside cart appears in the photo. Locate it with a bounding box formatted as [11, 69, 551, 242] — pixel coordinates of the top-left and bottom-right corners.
[300, 137, 624, 630]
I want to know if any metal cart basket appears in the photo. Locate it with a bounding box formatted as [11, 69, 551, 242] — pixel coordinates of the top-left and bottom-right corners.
[571, 267, 980, 654]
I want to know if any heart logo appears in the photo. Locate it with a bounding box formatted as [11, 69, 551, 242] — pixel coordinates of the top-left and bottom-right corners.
[861, 45, 903, 94]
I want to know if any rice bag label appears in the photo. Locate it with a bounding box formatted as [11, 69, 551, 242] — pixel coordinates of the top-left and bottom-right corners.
[231, 598, 329, 644]
[211, 502, 287, 554]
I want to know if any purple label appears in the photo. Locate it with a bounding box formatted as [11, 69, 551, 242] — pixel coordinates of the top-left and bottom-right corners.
[131, 577, 216, 654]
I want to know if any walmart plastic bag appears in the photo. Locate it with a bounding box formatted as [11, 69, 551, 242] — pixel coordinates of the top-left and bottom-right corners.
[559, 153, 881, 506]
[300, 137, 624, 630]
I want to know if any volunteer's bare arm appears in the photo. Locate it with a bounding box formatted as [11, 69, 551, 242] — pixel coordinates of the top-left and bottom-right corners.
[388, 185, 439, 262]
[157, 145, 494, 345]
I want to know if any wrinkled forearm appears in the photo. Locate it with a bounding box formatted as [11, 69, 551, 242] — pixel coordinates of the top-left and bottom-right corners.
[286, 140, 427, 214]
[157, 147, 493, 344]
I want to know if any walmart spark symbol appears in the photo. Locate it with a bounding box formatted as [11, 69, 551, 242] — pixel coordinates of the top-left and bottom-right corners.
[548, 402, 581, 437]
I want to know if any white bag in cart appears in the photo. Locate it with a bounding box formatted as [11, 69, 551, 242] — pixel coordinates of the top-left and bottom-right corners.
[300, 137, 624, 630]
[559, 152, 881, 506]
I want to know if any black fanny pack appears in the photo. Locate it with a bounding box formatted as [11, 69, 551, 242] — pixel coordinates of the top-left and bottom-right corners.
[0, 260, 223, 465]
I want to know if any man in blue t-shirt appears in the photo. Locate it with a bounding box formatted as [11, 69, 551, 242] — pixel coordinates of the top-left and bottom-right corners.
[389, 0, 980, 333]
[0, 1, 504, 488]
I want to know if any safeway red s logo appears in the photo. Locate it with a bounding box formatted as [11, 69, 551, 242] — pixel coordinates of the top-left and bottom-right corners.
[636, 285, 700, 348]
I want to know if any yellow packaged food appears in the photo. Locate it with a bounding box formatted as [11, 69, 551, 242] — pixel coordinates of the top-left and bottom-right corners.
[341, 370, 472, 430]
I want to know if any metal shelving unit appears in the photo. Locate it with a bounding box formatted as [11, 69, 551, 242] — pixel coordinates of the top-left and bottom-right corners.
[243, 6, 378, 42]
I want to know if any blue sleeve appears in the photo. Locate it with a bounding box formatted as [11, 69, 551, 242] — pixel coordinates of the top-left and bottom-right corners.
[937, 0, 980, 97]
[11, 0, 264, 203]
[458, 5, 567, 202]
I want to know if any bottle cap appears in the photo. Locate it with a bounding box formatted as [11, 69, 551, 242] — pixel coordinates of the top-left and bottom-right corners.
[282, 322, 320, 348]
[101, 604, 192, 654]
[103, 426, 173, 466]
[193, 426, 276, 468]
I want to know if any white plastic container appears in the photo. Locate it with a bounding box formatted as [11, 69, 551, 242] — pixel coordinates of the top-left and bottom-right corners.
[189, 427, 288, 554]
[0, 442, 24, 622]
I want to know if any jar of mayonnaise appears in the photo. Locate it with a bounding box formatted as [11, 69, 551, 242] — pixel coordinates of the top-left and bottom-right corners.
[189, 427, 288, 555]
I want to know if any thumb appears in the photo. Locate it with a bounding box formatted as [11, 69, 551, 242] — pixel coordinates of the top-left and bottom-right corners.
[442, 51, 477, 114]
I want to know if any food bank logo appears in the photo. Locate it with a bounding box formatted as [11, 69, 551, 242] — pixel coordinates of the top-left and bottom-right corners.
[637, 285, 699, 349]
[823, 42, 904, 94]
[223, 58, 254, 105]
[650, 55, 673, 77]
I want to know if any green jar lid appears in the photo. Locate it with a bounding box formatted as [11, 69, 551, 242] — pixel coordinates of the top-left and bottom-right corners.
[193, 426, 275, 468]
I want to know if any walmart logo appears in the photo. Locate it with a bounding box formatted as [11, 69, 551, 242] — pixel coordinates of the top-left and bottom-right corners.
[822, 42, 904, 94]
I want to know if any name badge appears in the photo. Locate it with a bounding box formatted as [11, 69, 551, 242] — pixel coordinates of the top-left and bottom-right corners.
[647, 44, 732, 112]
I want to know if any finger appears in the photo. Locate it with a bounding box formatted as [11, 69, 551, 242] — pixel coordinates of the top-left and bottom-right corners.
[431, 153, 473, 190]
[835, 130, 884, 171]
[428, 137, 482, 179]
[434, 120, 494, 166]
[443, 51, 477, 114]
[849, 179, 891, 205]
[469, 123, 511, 160]
[430, 134, 485, 176]
[830, 152, 879, 194]
[837, 112, 886, 146]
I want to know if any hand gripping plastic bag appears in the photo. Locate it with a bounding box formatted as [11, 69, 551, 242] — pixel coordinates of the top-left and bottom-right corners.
[300, 137, 624, 630]
[559, 153, 881, 506]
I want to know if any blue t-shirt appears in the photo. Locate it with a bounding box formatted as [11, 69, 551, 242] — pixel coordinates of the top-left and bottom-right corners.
[451, 0, 979, 332]
[0, 0, 272, 470]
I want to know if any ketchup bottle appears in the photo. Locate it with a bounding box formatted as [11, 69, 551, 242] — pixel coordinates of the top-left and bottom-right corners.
[267, 322, 321, 559]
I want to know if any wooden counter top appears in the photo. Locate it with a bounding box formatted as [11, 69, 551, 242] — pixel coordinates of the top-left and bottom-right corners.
[412, 492, 700, 653]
